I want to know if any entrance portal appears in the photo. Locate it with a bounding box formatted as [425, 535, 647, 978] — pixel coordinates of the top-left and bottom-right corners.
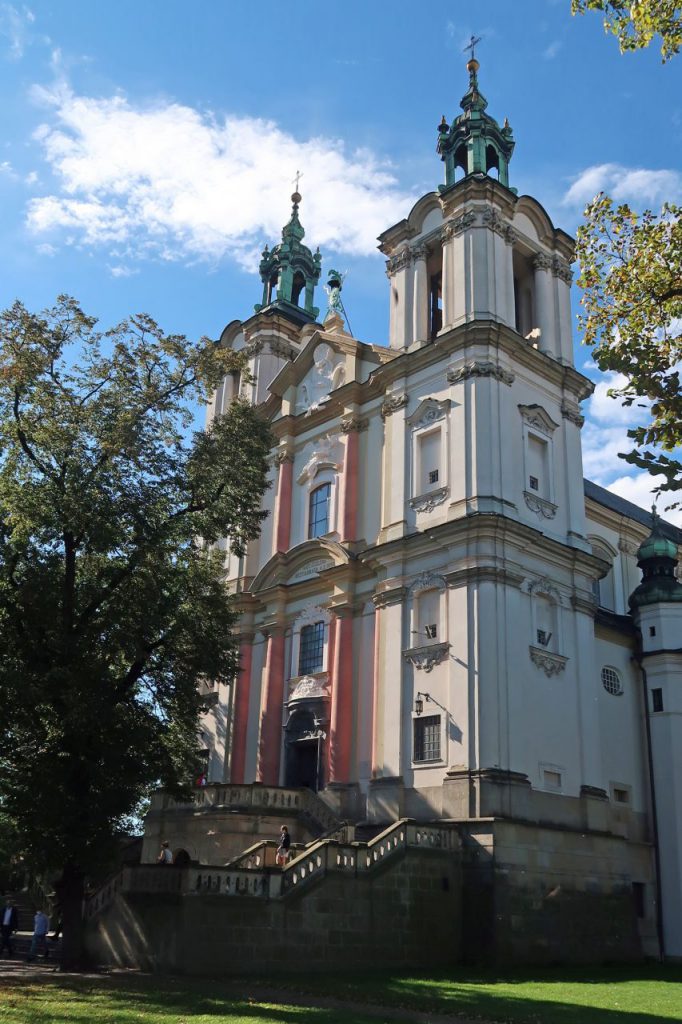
[287, 739, 319, 790]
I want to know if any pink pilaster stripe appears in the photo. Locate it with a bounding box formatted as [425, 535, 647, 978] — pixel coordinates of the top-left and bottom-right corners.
[329, 613, 354, 783]
[275, 459, 293, 552]
[230, 640, 253, 784]
[257, 631, 285, 784]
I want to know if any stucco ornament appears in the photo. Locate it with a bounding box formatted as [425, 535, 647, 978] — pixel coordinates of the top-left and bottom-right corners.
[297, 434, 343, 484]
[298, 343, 346, 413]
[289, 675, 329, 700]
[403, 642, 450, 673]
[529, 646, 568, 677]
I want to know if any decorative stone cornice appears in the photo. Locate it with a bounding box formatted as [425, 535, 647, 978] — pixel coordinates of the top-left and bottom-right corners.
[410, 486, 449, 513]
[407, 397, 449, 430]
[385, 248, 412, 276]
[523, 491, 558, 519]
[529, 645, 568, 677]
[381, 392, 409, 419]
[442, 210, 477, 243]
[561, 401, 585, 428]
[245, 339, 265, 358]
[618, 538, 639, 556]
[410, 570, 447, 593]
[447, 360, 515, 387]
[580, 784, 609, 801]
[552, 255, 573, 284]
[531, 252, 552, 272]
[518, 404, 560, 435]
[481, 207, 517, 244]
[403, 642, 450, 673]
[372, 586, 408, 609]
[269, 339, 299, 360]
[340, 414, 369, 433]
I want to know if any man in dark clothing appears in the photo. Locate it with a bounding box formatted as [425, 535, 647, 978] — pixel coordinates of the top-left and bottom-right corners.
[276, 825, 291, 867]
[0, 899, 19, 958]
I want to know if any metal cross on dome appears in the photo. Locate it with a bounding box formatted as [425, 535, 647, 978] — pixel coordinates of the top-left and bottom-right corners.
[292, 170, 303, 192]
[463, 34, 482, 61]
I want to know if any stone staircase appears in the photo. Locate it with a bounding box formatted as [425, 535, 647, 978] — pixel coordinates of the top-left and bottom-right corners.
[84, 818, 463, 974]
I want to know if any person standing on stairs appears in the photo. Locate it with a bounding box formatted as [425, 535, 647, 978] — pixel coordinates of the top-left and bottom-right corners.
[276, 825, 291, 867]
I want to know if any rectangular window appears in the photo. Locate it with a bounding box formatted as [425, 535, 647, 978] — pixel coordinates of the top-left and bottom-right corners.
[651, 688, 664, 713]
[417, 589, 440, 645]
[299, 622, 325, 675]
[418, 430, 441, 494]
[613, 787, 629, 804]
[414, 715, 441, 762]
[543, 769, 562, 790]
[527, 435, 548, 497]
[308, 483, 331, 539]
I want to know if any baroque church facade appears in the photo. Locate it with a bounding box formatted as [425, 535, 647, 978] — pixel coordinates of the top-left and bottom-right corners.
[153, 59, 682, 961]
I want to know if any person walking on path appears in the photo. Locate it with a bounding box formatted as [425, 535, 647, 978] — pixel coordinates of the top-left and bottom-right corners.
[27, 909, 50, 962]
[276, 825, 291, 867]
[0, 898, 18, 958]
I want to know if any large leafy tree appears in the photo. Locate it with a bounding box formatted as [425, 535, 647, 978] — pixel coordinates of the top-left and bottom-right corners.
[575, 197, 682, 505]
[0, 297, 272, 966]
[572, 1, 682, 61]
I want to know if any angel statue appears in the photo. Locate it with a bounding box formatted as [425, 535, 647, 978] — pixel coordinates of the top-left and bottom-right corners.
[323, 269, 346, 321]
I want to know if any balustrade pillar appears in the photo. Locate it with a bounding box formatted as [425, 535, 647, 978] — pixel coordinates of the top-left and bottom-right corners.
[328, 609, 354, 783]
[257, 627, 286, 784]
[230, 637, 253, 784]
[533, 253, 554, 355]
[412, 246, 429, 343]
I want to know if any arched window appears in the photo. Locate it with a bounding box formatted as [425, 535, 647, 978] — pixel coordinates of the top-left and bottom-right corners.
[291, 271, 305, 306]
[299, 622, 325, 675]
[308, 483, 331, 539]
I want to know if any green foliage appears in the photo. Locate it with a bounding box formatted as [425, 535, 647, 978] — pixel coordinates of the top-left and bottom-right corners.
[575, 196, 682, 503]
[0, 297, 272, 884]
[572, 1, 682, 62]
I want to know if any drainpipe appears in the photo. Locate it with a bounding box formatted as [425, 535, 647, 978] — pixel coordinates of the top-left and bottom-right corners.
[634, 633, 665, 961]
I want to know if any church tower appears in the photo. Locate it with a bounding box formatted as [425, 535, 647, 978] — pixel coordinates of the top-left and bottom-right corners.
[630, 514, 682, 957]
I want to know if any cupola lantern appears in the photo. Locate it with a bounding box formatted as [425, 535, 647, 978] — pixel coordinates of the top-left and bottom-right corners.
[437, 56, 515, 191]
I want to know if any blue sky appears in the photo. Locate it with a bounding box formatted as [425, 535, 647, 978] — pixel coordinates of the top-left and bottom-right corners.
[1, 0, 681, 520]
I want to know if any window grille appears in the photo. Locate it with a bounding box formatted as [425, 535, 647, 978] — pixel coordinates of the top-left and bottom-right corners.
[601, 666, 623, 696]
[308, 483, 331, 539]
[428, 469, 439, 485]
[413, 715, 441, 762]
[299, 622, 325, 675]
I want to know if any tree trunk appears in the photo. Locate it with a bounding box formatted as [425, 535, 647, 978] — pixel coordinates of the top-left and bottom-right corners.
[56, 864, 91, 971]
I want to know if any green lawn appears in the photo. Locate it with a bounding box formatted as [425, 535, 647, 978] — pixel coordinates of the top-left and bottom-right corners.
[0, 965, 681, 1024]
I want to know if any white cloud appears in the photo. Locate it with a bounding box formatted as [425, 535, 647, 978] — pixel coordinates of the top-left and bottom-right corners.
[587, 372, 651, 427]
[26, 83, 418, 269]
[563, 163, 682, 208]
[607, 473, 682, 527]
[0, 3, 34, 58]
[543, 41, 562, 60]
[108, 263, 137, 278]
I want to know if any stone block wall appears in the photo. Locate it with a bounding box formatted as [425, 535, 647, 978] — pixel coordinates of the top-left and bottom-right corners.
[86, 848, 461, 974]
[461, 820, 656, 963]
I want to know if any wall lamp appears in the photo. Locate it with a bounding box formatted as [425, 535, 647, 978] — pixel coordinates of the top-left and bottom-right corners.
[414, 691, 450, 717]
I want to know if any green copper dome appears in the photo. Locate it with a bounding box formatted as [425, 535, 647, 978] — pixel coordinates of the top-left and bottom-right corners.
[437, 58, 515, 192]
[629, 509, 682, 609]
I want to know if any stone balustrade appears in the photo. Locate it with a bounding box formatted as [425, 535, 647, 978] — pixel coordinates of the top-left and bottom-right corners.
[86, 818, 461, 916]
[149, 783, 341, 834]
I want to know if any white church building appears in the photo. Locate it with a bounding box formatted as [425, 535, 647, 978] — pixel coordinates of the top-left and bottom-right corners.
[148, 57, 682, 963]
